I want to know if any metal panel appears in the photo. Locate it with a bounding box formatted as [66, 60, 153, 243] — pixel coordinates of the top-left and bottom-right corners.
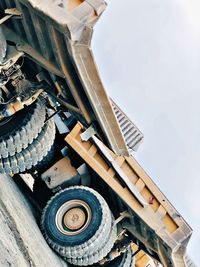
[69, 43, 129, 155]
[65, 122, 192, 267]
[0, 0, 130, 156]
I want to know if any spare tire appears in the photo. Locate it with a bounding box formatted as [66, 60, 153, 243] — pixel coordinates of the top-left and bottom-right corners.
[0, 98, 46, 158]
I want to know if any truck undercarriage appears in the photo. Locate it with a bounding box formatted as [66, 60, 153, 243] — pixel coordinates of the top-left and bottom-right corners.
[0, 1, 194, 266]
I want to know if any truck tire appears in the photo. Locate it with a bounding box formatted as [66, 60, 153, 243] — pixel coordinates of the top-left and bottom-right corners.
[0, 98, 46, 158]
[0, 118, 55, 174]
[41, 186, 117, 265]
[107, 247, 135, 267]
[34, 144, 55, 172]
[67, 218, 117, 266]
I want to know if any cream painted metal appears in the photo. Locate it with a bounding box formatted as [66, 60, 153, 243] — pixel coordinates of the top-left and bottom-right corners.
[65, 122, 192, 267]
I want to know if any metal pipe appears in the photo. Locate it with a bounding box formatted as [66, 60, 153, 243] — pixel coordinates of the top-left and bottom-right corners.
[44, 87, 82, 114]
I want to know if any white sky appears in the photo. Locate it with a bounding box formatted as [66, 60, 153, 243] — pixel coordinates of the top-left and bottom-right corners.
[93, 0, 200, 264]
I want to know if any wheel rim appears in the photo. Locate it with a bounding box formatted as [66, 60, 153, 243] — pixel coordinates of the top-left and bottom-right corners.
[55, 199, 92, 235]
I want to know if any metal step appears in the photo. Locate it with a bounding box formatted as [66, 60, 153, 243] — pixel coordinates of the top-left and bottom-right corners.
[184, 255, 197, 267]
[111, 99, 144, 152]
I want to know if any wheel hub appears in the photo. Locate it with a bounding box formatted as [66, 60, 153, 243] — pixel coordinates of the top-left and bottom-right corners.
[63, 208, 86, 230]
[55, 199, 92, 236]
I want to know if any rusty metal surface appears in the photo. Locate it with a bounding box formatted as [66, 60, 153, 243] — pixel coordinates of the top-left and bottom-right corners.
[0, 0, 130, 156]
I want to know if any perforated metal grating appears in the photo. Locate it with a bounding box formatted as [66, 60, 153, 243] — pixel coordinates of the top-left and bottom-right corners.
[111, 99, 144, 152]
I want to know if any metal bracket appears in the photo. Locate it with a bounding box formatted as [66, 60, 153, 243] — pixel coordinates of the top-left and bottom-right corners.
[0, 46, 24, 73]
[80, 125, 96, 141]
[114, 211, 131, 226]
[0, 8, 22, 25]
[0, 90, 43, 120]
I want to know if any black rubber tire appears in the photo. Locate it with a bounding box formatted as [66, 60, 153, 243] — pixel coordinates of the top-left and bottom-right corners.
[41, 186, 117, 265]
[0, 118, 56, 174]
[33, 144, 56, 172]
[0, 98, 46, 158]
[67, 217, 117, 266]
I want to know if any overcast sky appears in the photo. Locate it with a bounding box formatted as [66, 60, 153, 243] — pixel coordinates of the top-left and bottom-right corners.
[93, 0, 200, 264]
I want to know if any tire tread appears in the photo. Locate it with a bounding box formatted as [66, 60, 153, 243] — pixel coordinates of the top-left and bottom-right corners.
[0, 98, 46, 158]
[0, 119, 55, 174]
